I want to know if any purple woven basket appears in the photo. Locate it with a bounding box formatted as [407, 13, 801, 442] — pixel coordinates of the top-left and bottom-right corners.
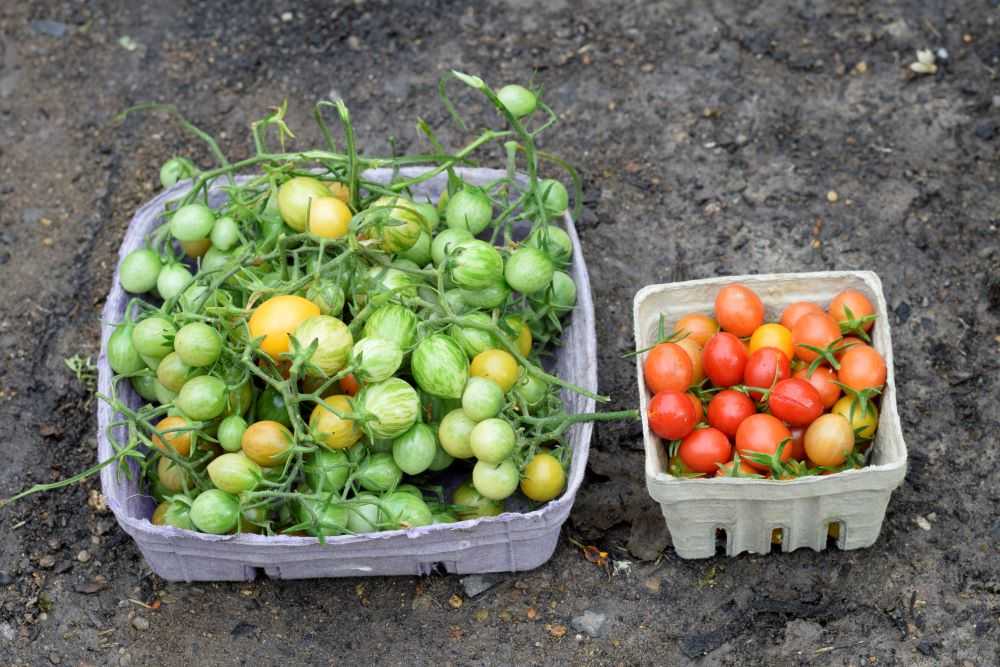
[96, 167, 597, 581]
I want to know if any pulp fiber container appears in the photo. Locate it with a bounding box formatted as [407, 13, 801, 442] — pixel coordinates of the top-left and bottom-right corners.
[97, 167, 597, 581]
[634, 272, 907, 559]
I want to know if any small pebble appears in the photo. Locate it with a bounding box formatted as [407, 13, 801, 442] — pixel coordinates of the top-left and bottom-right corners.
[131, 616, 150, 631]
[826, 190, 839, 203]
[916, 515, 932, 531]
[38, 555, 56, 569]
[49, 653, 61, 665]
[77, 550, 91, 563]
[280, 11, 293, 22]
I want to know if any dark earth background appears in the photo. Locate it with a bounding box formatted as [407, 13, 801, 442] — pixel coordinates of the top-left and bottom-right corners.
[1, 1, 999, 665]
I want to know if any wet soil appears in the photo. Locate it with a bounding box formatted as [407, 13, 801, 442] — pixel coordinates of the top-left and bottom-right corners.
[1, 1, 998, 665]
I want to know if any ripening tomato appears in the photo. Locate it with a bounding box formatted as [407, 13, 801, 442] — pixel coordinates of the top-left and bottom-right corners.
[829, 289, 875, 332]
[673, 313, 719, 346]
[748, 323, 794, 360]
[804, 413, 855, 467]
[793, 366, 841, 408]
[791, 312, 841, 363]
[647, 390, 697, 440]
[788, 425, 806, 460]
[643, 342, 694, 394]
[832, 396, 878, 440]
[743, 347, 791, 399]
[780, 301, 824, 330]
[248, 295, 321, 358]
[707, 389, 756, 438]
[716, 457, 760, 477]
[677, 427, 732, 474]
[768, 378, 824, 427]
[309, 395, 363, 450]
[241, 420, 294, 466]
[308, 196, 353, 240]
[838, 346, 886, 391]
[340, 373, 360, 396]
[151, 416, 193, 456]
[327, 181, 351, 203]
[735, 414, 792, 470]
[714, 283, 765, 337]
[835, 336, 867, 362]
[702, 332, 748, 387]
[675, 337, 704, 384]
[686, 392, 705, 423]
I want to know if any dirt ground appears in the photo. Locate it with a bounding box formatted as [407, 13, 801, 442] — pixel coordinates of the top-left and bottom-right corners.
[1, 1, 998, 665]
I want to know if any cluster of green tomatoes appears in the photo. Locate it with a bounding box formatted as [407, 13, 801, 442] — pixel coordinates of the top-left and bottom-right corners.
[98, 77, 607, 538]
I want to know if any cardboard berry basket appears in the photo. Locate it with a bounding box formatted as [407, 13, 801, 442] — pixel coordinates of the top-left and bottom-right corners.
[96, 167, 597, 581]
[634, 272, 907, 559]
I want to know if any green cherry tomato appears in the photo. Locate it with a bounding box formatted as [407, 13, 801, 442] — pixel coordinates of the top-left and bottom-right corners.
[175, 375, 227, 421]
[152, 380, 178, 406]
[461, 377, 505, 421]
[174, 322, 222, 367]
[207, 453, 261, 495]
[539, 179, 569, 217]
[254, 385, 292, 428]
[304, 448, 351, 494]
[472, 459, 519, 500]
[452, 480, 503, 519]
[431, 228, 474, 267]
[549, 271, 577, 316]
[107, 322, 145, 375]
[119, 248, 162, 293]
[526, 225, 573, 265]
[217, 415, 248, 452]
[201, 246, 233, 274]
[156, 351, 204, 393]
[396, 230, 432, 267]
[159, 157, 196, 189]
[346, 493, 381, 534]
[381, 491, 433, 529]
[129, 374, 160, 402]
[170, 203, 216, 242]
[277, 176, 330, 232]
[428, 442, 455, 472]
[469, 418, 516, 464]
[131, 317, 176, 359]
[438, 408, 477, 459]
[446, 186, 493, 235]
[391, 423, 438, 475]
[514, 373, 549, 408]
[210, 216, 240, 251]
[356, 453, 402, 492]
[496, 84, 537, 118]
[412, 202, 440, 232]
[296, 493, 350, 537]
[504, 246, 554, 295]
[189, 489, 240, 534]
[151, 499, 195, 530]
[156, 263, 194, 301]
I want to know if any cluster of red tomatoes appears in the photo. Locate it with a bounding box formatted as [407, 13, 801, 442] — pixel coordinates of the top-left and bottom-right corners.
[643, 283, 886, 478]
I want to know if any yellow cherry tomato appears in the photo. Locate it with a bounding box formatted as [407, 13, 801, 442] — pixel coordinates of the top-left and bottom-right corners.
[327, 181, 351, 202]
[308, 196, 352, 240]
[831, 396, 878, 440]
[309, 395, 362, 450]
[248, 295, 321, 358]
[749, 323, 794, 360]
[504, 315, 532, 357]
[470, 349, 519, 393]
[520, 452, 567, 502]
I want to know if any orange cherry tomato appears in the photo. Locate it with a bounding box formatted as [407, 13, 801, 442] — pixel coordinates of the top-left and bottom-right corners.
[804, 414, 854, 467]
[748, 323, 794, 360]
[340, 373, 360, 396]
[838, 346, 887, 391]
[675, 337, 704, 384]
[780, 301, 824, 330]
[835, 336, 867, 362]
[791, 313, 841, 363]
[793, 366, 841, 408]
[686, 392, 705, 422]
[327, 181, 352, 202]
[180, 238, 212, 258]
[241, 420, 294, 466]
[829, 289, 875, 332]
[248, 295, 321, 358]
[643, 342, 694, 394]
[714, 283, 765, 338]
[735, 414, 792, 470]
[673, 313, 719, 347]
[151, 415, 193, 456]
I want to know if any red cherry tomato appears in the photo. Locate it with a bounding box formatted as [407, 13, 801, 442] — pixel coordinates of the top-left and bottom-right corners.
[791, 313, 841, 363]
[788, 425, 806, 460]
[677, 427, 733, 474]
[702, 332, 749, 387]
[735, 414, 792, 470]
[707, 389, 756, 438]
[339, 373, 360, 396]
[793, 366, 841, 408]
[643, 342, 694, 394]
[838, 346, 887, 391]
[780, 301, 824, 330]
[647, 390, 697, 440]
[768, 378, 824, 426]
[714, 283, 765, 337]
[743, 347, 791, 399]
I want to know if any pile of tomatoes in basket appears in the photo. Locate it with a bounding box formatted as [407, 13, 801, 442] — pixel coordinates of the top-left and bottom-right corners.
[644, 283, 886, 478]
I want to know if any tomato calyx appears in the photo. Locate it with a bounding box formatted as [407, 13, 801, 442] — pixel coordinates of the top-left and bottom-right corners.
[714, 452, 763, 479]
[666, 455, 706, 479]
[801, 338, 858, 375]
[834, 383, 881, 433]
[815, 449, 867, 475]
[628, 313, 691, 358]
[836, 304, 876, 343]
[742, 439, 791, 478]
